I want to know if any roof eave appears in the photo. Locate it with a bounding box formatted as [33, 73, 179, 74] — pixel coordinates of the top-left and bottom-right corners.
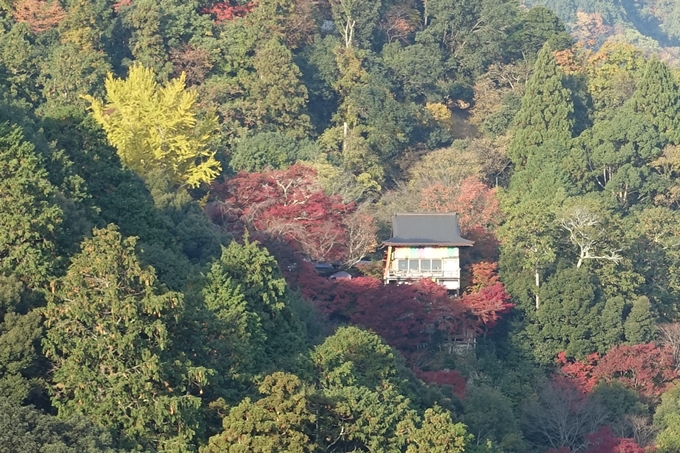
[382, 241, 475, 247]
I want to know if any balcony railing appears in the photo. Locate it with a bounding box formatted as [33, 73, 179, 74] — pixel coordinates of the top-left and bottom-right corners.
[384, 269, 460, 280]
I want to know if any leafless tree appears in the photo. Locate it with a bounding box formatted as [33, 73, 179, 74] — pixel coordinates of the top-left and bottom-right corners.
[659, 323, 680, 372]
[343, 206, 378, 267]
[625, 415, 657, 447]
[560, 207, 622, 268]
[378, 3, 418, 43]
[484, 61, 532, 93]
[524, 379, 608, 452]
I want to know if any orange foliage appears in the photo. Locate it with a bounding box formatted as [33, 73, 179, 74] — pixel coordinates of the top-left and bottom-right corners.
[418, 176, 500, 235]
[379, 2, 419, 44]
[468, 261, 501, 291]
[12, 0, 66, 33]
[460, 262, 513, 329]
[572, 11, 614, 48]
[553, 49, 582, 75]
[202, 1, 254, 23]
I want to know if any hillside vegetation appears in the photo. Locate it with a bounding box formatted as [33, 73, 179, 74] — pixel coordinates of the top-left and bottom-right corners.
[2, 0, 680, 452]
[523, 0, 680, 62]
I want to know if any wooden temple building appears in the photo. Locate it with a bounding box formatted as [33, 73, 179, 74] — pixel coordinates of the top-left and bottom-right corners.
[383, 213, 473, 294]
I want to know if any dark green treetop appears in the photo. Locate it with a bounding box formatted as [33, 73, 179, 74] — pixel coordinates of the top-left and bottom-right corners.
[43, 225, 209, 452]
[629, 58, 680, 144]
[0, 122, 62, 287]
[508, 42, 575, 166]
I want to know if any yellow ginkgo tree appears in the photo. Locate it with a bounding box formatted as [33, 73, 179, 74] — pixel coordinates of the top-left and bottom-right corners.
[83, 64, 221, 187]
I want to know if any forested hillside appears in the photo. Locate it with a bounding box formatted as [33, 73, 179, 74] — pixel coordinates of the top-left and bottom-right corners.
[2, 0, 680, 452]
[522, 0, 680, 63]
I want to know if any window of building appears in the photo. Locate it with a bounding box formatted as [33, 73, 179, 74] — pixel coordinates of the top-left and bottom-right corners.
[395, 259, 446, 273]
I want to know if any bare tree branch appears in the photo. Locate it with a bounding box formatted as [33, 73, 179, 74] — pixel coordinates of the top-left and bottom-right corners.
[560, 207, 622, 268]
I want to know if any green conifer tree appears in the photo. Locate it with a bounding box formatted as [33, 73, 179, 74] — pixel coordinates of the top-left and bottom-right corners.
[38, 0, 114, 110]
[216, 35, 312, 141]
[630, 58, 680, 144]
[0, 396, 121, 453]
[43, 225, 209, 452]
[247, 38, 311, 138]
[399, 405, 470, 453]
[197, 253, 267, 396]
[202, 372, 316, 453]
[624, 295, 656, 344]
[119, 0, 173, 80]
[312, 326, 399, 389]
[596, 296, 625, 349]
[0, 123, 62, 287]
[531, 267, 603, 363]
[214, 239, 306, 370]
[508, 42, 574, 166]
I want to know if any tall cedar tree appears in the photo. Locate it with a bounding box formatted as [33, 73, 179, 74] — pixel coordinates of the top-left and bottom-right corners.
[212, 3, 312, 141]
[211, 238, 306, 370]
[629, 58, 680, 144]
[0, 123, 62, 287]
[198, 252, 266, 396]
[38, 0, 113, 110]
[508, 42, 574, 166]
[43, 225, 209, 452]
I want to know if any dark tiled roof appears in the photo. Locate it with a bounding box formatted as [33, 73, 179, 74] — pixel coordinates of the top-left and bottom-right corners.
[383, 213, 474, 247]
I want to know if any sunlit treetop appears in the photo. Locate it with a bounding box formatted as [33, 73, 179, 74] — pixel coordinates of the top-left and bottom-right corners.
[83, 64, 221, 188]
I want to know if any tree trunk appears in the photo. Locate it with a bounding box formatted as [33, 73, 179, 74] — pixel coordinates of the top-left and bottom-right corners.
[535, 268, 540, 309]
[343, 121, 348, 152]
[423, 0, 429, 27]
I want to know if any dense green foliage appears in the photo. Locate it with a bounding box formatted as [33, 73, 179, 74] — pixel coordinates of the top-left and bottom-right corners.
[3, 0, 680, 452]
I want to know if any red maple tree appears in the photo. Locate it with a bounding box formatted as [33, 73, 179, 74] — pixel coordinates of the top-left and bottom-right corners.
[208, 164, 376, 264]
[459, 262, 513, 330]
[303, 276, 470, 354]
[291, 261, 511, 363]
[460, 283, 513, 329]
[583, 426, 645, 453]
[284, 258, 484, 358]
[594, 343, 676, 401]
[558, 351, 600, 393]
[543, 428, 645, 453]
[558, 343, 678, 401]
